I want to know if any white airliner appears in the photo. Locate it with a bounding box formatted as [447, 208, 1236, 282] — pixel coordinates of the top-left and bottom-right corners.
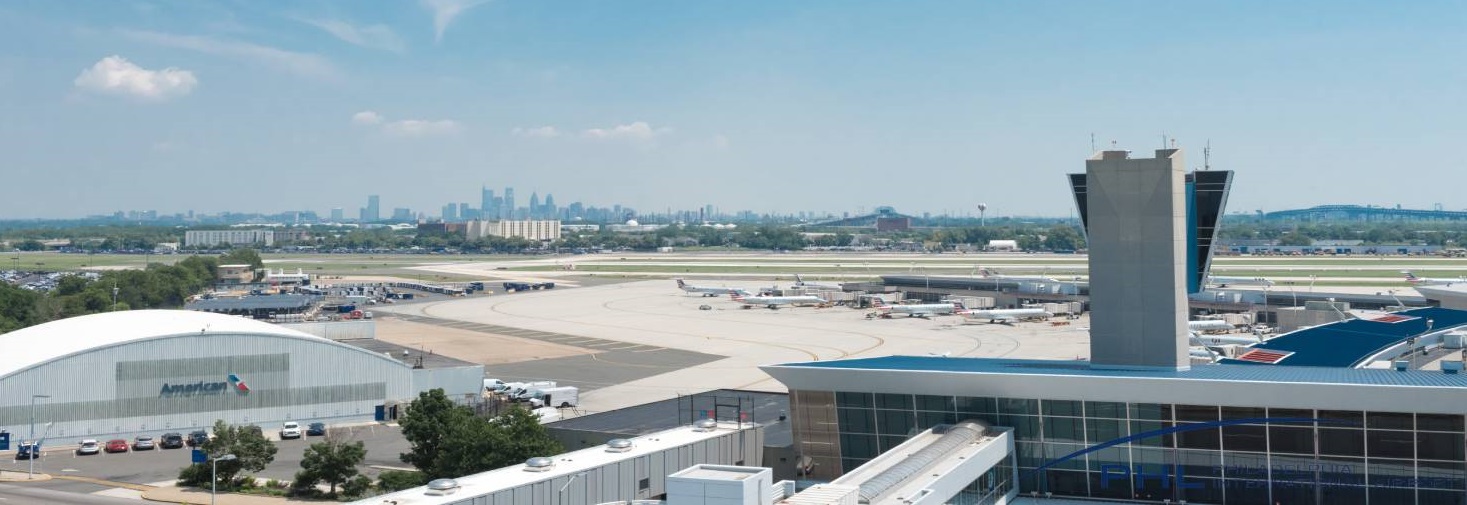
[1403, 271, 1467, 286]
[731, 293, 828, 309]
[979, 268, 1061, 283]
[870, 299, 964, 318]
[1188, 319, 1235, 333]
[793, 274, 843, 291]
[962, 308, 1052, 324]
[1207, 276, 1274, 287]
[675, 279, 746, 297]
[1189, 331, 1263, 347]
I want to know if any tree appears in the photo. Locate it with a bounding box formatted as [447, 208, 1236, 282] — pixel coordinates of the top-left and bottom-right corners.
[399, 389, 564, 479]
[15, 239, 44, 251]
[398, 389, 473, 477]
[376, 470, 427, 492]
[294, 437, 367, 497]
[177, 420, 277, 490]
[1042, 225, 1086, 251]
[219, 248, 265, 281]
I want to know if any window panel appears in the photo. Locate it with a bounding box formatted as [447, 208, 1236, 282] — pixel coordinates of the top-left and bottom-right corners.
[1130, 420, 1173, 448]
[916, 410, 956, 430]
[1268, 407, 1314, 420]
[1043, 416, 1085, 444]
[1418, 431, 1465, 461]
[955, 396, 996, 414]
[1042, 399, 1082, 417]
[1175, 404, 1219, 422]
[914, 394, 953, 412]
[1320, 428, 1365, 457]
[837, 407, 875, 434]
[874, 393, 913, 410]
[1270, 481, 1316, 505]
[1318, 485, 1367, 505]
[878, 435, 907, 453]
[839, 433, 877, 459]
[1319, 456, 1366, 486]
[836, 392, 872, 408]
[1084, 401, 1125, 419]
[1042, 470, 1088, 496]
[1001, 415, 1041, 440]
[1176, 449, 1221, 478]
[1222, 480, 1269, 505]
[876, 409, 915, 436]
[1368, 429, 1416, 459]
[1042, 443, 1088, 470]
[1129, 403, 1171, 421]
[1319, 410, 1365, 425]
[1419, 460, 1466, 491]
[1419, 489, 1467, 505]
[1367, 412, 1414, 430]
[1176, 424, 1220, 450]
[1418, 413, 1466, 433]
[1087, 470, 1133, 500]
[1220, 406, 1266, 421]
[1086, 418, 1126, 445]
[1368, 486, 1415, 503]
[1222, 424, 1268, 452]
[1223, 452, 1269, 481]
[1367, 458, 1416, 488]
[1268, 425, 1314, 455]
[998, 398, 1038, 416]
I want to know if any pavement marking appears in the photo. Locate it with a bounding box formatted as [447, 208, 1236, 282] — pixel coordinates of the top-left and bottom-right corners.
[53, 475, 155, 491]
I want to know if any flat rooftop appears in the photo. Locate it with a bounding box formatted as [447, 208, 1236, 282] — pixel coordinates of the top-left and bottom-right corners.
[185, 294, 320, 311]
[1219, 307, 1467, 367]
[339, 338, 480, 370]
[771, 355, 1467, 388]
[546, 389, 791, 447]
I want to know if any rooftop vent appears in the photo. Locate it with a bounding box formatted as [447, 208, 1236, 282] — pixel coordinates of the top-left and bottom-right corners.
[524, 456, 555, 472]
[693, 419, 718, 432]
[606, 438, 635, 453]
[424, 478, 460, 496]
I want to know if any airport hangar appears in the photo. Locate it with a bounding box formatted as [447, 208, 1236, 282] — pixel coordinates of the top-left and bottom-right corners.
[0, 309, 481, 442]
[761, 149, 1467, 504]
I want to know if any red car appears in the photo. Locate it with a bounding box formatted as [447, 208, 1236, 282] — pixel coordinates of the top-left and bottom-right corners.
[104, 439, 129, 453]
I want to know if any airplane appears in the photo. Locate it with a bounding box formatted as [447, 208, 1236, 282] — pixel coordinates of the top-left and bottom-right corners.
[869, 299, 965, 318]
[1207, 276, 1274, 288]
[793, 274, 843, 291]
[1188, 319, 1235, 333]
[1189, 331, 1263, 347]
[1403, 271, 1467, 286]
[962, 308, 1053, 324]
[675, 279, 746, 297]
[731, 292, 827, 310]
[978, 267, 1064, 283]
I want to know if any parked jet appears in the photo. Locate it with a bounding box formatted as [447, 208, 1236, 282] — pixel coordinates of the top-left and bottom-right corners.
[675, 279, 746, 297]
[1189, 331, 1264, 347]
[1188, 319, 1235, 333]
[1207, 276, 1274, 288]
[979, 268, 1062, 283]
[731, 292, 827, 309]
[870, 299, 964, 318]
[793, 274, 843, 291]
[962, 308, 1052, 324]
[1403, 271, 1467, 286]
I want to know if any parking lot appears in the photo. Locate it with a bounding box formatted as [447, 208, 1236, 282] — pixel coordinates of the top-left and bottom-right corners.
[2, 423, 412, 494]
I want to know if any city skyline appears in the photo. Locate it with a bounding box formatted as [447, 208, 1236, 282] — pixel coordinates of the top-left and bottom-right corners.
[3, 1, 1466, 219]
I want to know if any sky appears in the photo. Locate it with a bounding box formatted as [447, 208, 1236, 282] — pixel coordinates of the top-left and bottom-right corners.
[2, 0, 1465, 220]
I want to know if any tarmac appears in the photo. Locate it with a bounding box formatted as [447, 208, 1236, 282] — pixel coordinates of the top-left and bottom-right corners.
[374, 278, 1093, 414]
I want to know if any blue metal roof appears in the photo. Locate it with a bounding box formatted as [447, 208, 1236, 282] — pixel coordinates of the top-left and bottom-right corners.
[773, 356, 1467, 388]
[1217, 307, 1467, 367]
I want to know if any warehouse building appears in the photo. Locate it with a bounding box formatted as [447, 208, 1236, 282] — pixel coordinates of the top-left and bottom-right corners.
[0, 310, 479, 441]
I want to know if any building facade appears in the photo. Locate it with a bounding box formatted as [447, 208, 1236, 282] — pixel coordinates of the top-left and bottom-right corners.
[0, 310, 472, 441]
[185, 229, 275, 247]
[465, 220, 562, 241]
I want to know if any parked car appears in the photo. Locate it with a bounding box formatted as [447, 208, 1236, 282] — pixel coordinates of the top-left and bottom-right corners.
[279, 422, 302, 440]
[132, 436, 155, 451]
[306, 422, 327, 437]
[187, 430, 209, 447]
[76, 439, 101, 456]
[159, 432, 185, 449]
[104, 439, 129, 453]
[16, 442, 39, 460]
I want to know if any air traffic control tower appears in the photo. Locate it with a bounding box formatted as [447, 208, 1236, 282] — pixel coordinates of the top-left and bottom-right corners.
[1069, 149, 1232, 370]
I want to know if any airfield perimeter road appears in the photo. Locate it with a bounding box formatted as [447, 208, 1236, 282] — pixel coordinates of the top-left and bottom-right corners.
[374, 279, 1092, 415]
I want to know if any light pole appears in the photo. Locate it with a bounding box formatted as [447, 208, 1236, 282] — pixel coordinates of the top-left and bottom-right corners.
[212, 453, 237, 505]
[28, 394, 50, 479]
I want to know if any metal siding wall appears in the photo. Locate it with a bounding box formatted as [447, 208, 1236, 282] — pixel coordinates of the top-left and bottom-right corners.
[0, 333, 414, 440]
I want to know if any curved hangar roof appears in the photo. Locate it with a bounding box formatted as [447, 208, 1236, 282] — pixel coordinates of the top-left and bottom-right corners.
[0, 310, 334, 378]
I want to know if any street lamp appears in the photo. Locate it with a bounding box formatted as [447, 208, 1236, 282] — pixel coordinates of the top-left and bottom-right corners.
[28, 394, 50, 479]
[212, 453, 237, 505]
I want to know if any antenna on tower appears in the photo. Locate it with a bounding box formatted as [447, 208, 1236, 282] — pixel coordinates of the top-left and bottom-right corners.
[1110, 140, 1118, 149]
[1203, 140, 1212, 171]
[1161, 132, 1167, 149]
[1090, 133, 1096, 152]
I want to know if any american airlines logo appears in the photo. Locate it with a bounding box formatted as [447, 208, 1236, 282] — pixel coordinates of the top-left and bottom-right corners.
[159, 374, 250, 397]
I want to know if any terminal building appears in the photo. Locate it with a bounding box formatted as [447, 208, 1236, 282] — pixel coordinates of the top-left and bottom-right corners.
[0, 310, 480, 442]
[761, 149, 1467, 504]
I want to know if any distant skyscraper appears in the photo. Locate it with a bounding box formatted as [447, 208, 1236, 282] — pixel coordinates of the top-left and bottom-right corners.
[330, 208, 344, 222]
[503, 187, 516, 219]
[481, 187, 494, 217]
[544, 194, 556, 219]
[529, 192, 541, 219]
[365, 195, 381, 222]
[442, 203, 459, 222]
[391, 207, 412, 221]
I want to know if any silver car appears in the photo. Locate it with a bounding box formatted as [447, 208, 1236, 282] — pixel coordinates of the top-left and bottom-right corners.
[132, 436, 155, 451]
[76, 439, 100, 456]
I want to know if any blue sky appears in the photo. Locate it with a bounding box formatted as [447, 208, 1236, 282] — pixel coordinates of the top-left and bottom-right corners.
[1, 0, 1464, 219]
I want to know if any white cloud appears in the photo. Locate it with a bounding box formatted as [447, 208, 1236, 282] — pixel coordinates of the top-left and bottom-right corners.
[73, 55, 197, 100]
[421, 0, 488, 43]
[582, 121, 671, 142]
[352, 111, 459, 137]
[118, 29, 338, 80]
[352, 110, 384, 125]
[512, 126, 560, 138]
[300, 18, 405, 53]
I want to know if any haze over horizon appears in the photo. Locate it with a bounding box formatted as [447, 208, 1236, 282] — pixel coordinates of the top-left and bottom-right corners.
[2, 1, 1464, 220]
